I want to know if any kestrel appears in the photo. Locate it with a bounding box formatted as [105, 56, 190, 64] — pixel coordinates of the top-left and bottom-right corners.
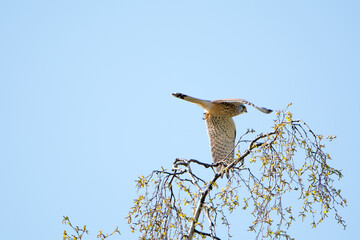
[172, 92, 272, 175]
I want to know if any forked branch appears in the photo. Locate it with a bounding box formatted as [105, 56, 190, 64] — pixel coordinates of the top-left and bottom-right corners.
[127, 107, 346, 240]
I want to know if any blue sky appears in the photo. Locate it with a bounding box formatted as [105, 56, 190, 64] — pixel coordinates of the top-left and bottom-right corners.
[1, 1, 359, 239]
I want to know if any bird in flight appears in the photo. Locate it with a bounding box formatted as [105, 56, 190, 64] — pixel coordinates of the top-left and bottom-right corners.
[172, 92, 272, 175]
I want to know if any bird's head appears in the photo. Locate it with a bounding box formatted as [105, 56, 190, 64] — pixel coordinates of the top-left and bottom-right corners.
[241, 105, 247, 113]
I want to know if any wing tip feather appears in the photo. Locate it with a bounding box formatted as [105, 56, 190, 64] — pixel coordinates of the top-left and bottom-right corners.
[172, 92, 187, 99]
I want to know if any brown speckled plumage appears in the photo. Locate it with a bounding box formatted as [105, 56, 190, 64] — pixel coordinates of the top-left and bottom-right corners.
[172, 92, 272, 175]
[205, 115, 236, 172]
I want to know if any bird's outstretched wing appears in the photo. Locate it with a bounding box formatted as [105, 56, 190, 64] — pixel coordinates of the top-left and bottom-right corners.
[205, 115, 236, 173]
[172, 92, 212, 109]
[214, 98, 273, 114]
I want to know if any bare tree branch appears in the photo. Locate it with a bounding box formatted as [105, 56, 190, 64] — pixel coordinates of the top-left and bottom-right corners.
[127, 106, 347, 240]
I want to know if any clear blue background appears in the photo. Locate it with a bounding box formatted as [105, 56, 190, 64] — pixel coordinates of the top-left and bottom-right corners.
[1, 1, 359, 239]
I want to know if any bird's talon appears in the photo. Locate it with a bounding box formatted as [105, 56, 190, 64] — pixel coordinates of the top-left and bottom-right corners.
[203, 113, 210, 120]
